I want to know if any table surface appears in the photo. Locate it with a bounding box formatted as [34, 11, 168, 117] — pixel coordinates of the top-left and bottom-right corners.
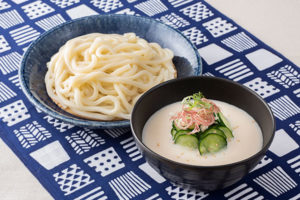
[0, 0, 299, 199]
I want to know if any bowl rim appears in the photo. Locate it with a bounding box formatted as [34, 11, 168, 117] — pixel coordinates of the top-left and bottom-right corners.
[19, 14, 202, 128]
[130, 76, 276, 169]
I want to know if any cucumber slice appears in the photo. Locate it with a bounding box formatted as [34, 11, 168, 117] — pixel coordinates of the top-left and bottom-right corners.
[173, 130, 190, 141]
[198, 134, 227, 155]
[173, 120, 194, 131]
[195, 131, 202, 138]
[218, 112, 231, 129]
[199, 128, 226, 141]
[175, 134, 198, 149]
[172, 121, 180, 131]
[171, 128, 177, 137]
[217, 126, 233, 139]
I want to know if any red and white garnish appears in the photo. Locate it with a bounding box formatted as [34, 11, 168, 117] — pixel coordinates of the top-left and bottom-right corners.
[171, 93, 220, 134]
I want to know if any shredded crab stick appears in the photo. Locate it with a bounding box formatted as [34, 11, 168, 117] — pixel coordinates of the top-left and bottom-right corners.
[169, 92, 233, 155]
[171, 92, 220, 134]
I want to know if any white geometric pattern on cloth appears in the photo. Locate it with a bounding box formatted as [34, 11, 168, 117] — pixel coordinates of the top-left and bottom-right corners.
[9, 25, 40, 46]
[165, 183, 209, 200]
[43, 115, 74, 132]
[0, 82, 17, 103]
[35, 14, 66, 31]
[90, 0, 123, 12]
[145, 193, 162, 200]
[291, 193, 300, 200]
[203, 17, 237, 38]
[0, 52, 22, 75]
[221, 32, 257, 52]
[293, 88, 300, 98]
[168, 0, 193, 8]
[35, 107, 42, 113]
[139, 162, 166, 183]
[251, 155, 273, 173]
[268, 95, 300, 121]
[53, 164, 94, 196]
[0, 100, 30, 127]
[84, 147, 125, 177]
[8, 75, 21, 89]
[180, 2, 214, 22]
[0, 1, 298, 199]
[66, 4, 98, 19]
[224, 183, 264, 200]
[267, 65, 300, 88]
[104, 127, 130, 138]
[287, 155, 300, 176]
[215, 59, 254, 81]
[0, 35, 11, 53]
[22, 46, 28, 53]
[115, 8, 135, 15]
[30, 140, 70, 170]
[13, 121, 51, 149]
[253, 166, 297, 197]
[245, 48, 283, 71]
[198, 43, 233, 65]
[0, 0, 11, 10]
[290, 120, 300, 136]
[182, 27, 208, 45]
[202, 71, 215, 77]
[21, 1, 55, 19]
[50, 0, 80, 8]
[74, 186, 107, 200]
[120, 136, 142, 161]
[159, 12, 190, 29]
[0, 10, 24, 29]
[65, 128, 105, 155]
[109, 171, 151, 200]
[134, 0, 167, 16]
[10, 0, 27, 4]
[269, 129, 299, 157]
[244, 77, 280, 98]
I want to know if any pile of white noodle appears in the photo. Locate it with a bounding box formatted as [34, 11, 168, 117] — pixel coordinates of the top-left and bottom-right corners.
[45, 33, 176, 120]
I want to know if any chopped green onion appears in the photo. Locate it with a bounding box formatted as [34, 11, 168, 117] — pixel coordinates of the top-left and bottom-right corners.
[181, 92, 212, 109]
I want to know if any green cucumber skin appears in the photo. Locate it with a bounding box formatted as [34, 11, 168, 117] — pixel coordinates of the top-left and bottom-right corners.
[173, 130, 190, 141]
[198, 134, 227, 155]
[199, 144, 207, 154]
[175, 134, 198, 149]
[217, 126, 233, 139]
[171, 128, 177, 137]
[171, 112, 233, 155]
[172, 121, 180, 131]
[218, 112, 231, 129]
[199, 127, 226, 141]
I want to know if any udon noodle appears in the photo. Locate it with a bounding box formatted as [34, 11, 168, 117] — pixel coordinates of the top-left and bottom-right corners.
[45, 33, 176, 120]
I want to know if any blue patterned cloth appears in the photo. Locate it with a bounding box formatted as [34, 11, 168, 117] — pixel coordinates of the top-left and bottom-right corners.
[0, 0, 300, 199]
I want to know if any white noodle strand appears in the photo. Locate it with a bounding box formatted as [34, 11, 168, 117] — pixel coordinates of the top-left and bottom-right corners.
[45, 33, 176, 120]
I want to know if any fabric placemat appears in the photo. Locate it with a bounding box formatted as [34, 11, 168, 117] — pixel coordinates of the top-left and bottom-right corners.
[0, 0, 300, 199]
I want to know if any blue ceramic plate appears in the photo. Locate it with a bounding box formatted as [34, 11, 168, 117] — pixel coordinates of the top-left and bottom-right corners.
[19, 14, 202, 129]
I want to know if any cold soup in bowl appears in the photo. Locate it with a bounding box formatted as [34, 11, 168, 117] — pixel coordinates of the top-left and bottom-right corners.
[142, 93, 263, 166]
[130, 76, 275, 191]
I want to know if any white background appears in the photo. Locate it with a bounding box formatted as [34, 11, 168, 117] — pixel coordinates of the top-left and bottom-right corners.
[0, 0, 299, 199]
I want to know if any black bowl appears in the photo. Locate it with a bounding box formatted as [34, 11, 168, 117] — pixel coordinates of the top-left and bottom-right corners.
[130, 76, 275, 191]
